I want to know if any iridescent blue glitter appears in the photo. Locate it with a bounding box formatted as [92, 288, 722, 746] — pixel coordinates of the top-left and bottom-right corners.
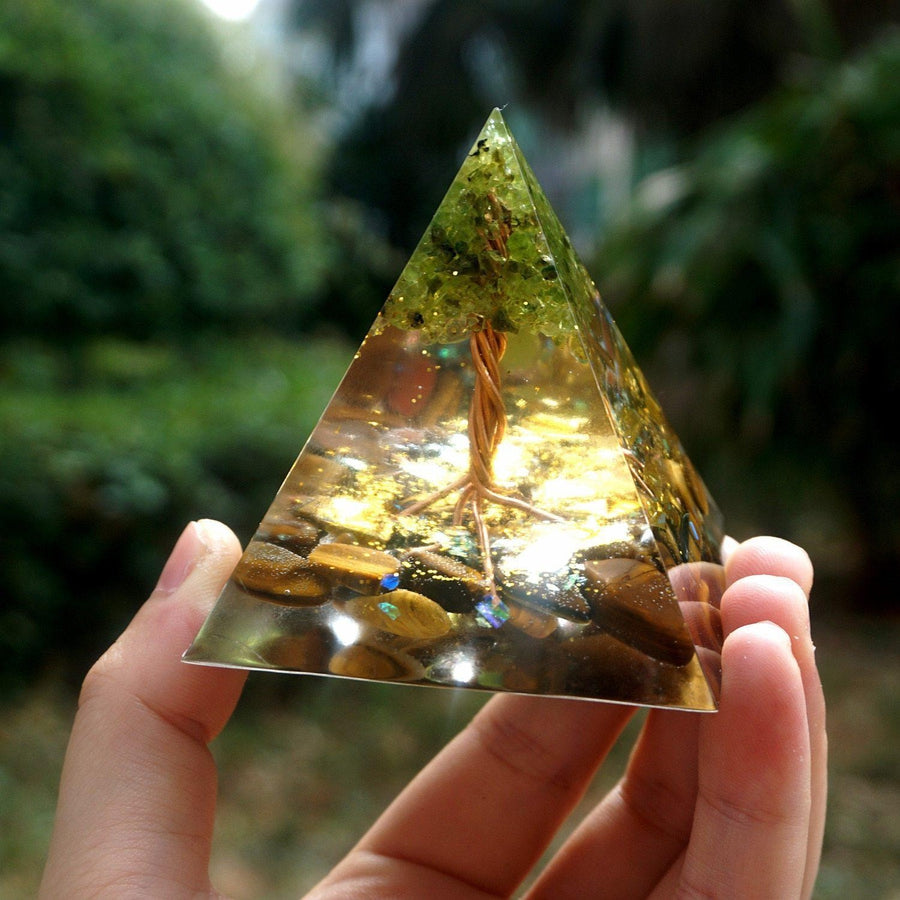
[378, 601, 401, 620]
[475, 597, 510, 629]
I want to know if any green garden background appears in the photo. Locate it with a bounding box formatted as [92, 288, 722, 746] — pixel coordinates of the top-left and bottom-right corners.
[1, 0, 898, 895]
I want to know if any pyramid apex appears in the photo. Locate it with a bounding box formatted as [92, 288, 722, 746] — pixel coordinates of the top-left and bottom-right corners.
[380, 106, 582, 346]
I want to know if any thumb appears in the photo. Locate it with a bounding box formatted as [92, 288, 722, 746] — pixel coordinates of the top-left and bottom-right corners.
[41, 520, 245, 900]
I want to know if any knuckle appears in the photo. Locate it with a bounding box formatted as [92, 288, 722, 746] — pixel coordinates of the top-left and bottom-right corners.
[470, 707, 575, 793]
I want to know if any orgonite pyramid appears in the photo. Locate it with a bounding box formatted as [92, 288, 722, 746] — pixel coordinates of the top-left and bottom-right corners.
[185, 109, 725, 710]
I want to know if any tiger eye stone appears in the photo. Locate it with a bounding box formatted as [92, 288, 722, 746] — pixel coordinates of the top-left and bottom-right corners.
[399, 549, 484, 613]
[345, 589, 452, 638]
[233, 541, 330, 606]
[500, 573, 591, 623]
[256, 515, 320, 554]
[505, 600, 557, 639]
[308, 542, 400, 595]
[257, 628, 334, 670]
[582, 558, 695, 666]
[328, 644, 422, 681]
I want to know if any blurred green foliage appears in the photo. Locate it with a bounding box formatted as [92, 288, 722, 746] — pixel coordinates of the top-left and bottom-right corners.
[0, 0, 348, 689]
[599, 32, 900, 591]
[305, 0, 894, 258]
[0, 336, 353, 688]
[0, 0, 329, 338]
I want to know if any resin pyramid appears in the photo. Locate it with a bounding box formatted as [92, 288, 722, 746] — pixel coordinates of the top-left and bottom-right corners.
[185, 109, 725, 710]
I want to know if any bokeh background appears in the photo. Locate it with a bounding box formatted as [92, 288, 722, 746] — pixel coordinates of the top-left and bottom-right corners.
[1, 0, 898, 895]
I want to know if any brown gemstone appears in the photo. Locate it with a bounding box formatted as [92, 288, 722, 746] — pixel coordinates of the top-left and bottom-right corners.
[581, 558, 695, 666]
[500, 573, 591, 623]
[232, 541, 330, 606]
[400, 548, 485, 613]
[256, 628, 335, 670]
[561, 630, 688, 705]
[345, 589, 452, 638]
[577, 540, 646, 564]
[257, 515, 320, 554]
[504, 600, 557, 639]
[308, 542, 400, 594]
[328, 644, 422, 681]
[286, 451, 346, 489]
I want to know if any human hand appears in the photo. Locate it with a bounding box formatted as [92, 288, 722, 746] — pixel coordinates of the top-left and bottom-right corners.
[41, 521, 825, 899]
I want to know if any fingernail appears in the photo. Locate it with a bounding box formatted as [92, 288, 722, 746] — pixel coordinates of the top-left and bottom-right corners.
[720, 535, 739, 563]
[155, 521, 206, 595]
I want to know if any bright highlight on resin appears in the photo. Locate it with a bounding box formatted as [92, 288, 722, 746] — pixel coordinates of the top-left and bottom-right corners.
[184, 109, 726, 710]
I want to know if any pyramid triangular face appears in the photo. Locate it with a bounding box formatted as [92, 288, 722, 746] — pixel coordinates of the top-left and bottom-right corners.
[185, 110, 725, 710]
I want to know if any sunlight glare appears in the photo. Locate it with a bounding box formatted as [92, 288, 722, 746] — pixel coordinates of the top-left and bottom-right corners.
[198, 0, 261, 22]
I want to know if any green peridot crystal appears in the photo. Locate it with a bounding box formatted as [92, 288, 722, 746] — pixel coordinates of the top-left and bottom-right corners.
[379, 109, 582, 345]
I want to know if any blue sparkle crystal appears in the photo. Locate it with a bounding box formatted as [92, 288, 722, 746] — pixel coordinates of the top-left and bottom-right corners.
[380, 572, 401, 590]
